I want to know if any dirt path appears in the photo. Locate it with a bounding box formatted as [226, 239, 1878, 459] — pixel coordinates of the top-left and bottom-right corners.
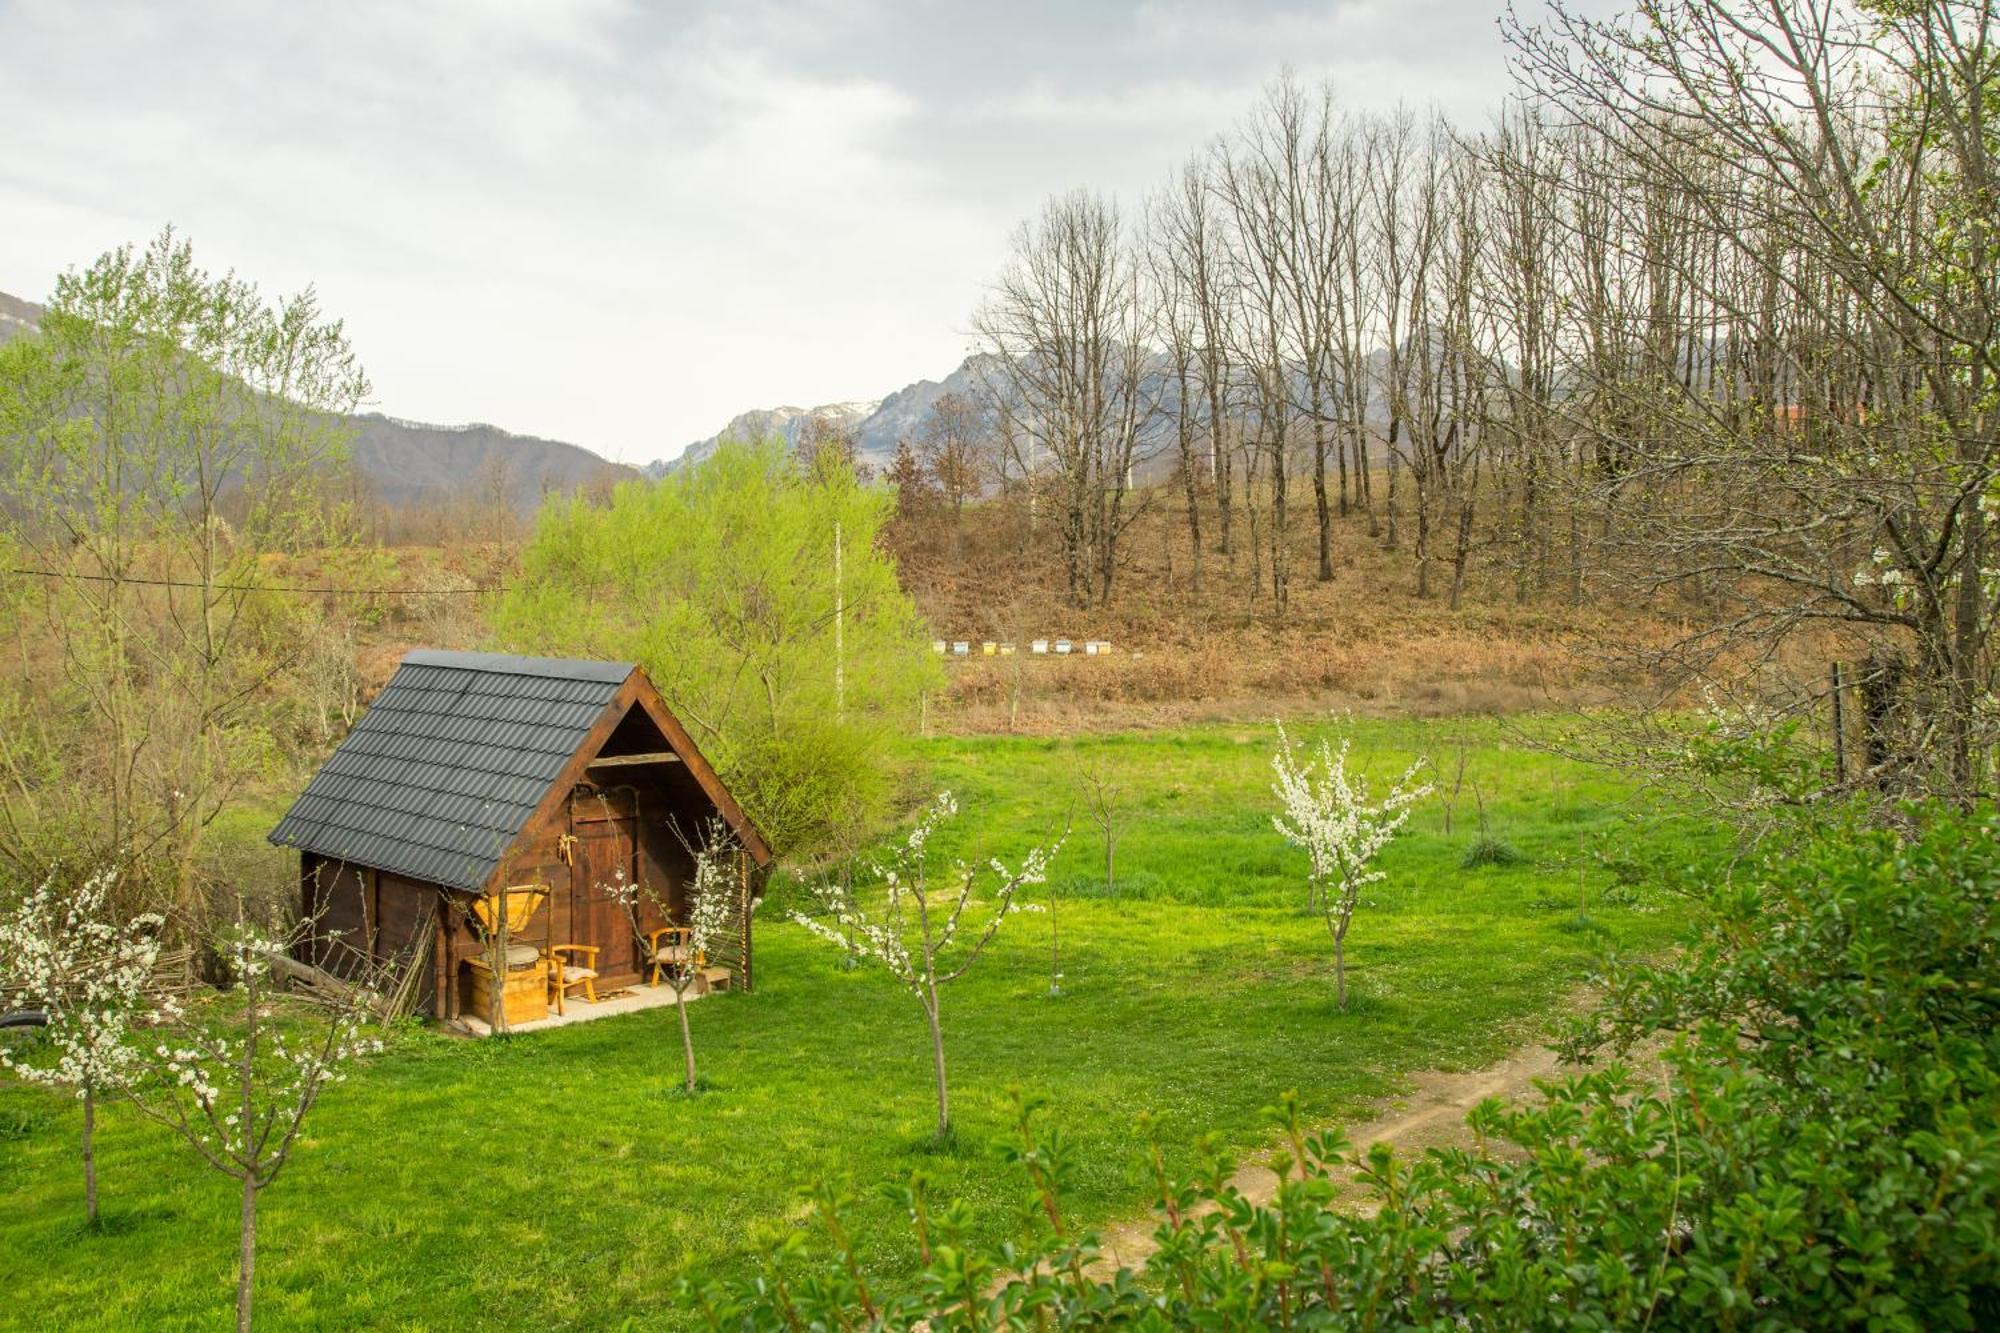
[1087, 1038, 1569, 1275]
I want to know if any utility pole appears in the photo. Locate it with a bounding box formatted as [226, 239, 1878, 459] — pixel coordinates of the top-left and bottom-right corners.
[833, 518, 845, 721]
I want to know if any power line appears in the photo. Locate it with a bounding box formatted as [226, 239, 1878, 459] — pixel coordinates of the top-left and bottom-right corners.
[2, 566, 504, 597]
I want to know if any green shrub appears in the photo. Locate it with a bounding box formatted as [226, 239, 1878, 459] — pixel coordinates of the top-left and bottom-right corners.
[697, 808, 2000, 1328]
[1460, 835, 1523, 868]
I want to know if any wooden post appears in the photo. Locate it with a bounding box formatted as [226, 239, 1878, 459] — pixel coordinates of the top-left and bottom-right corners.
[1830, 661, 1847, 784]
[833, 518, 845, 722]
[299, 856, 318, 966]
[432, 906, 449, 1020]
[739, 851, 753, 994]
[367, 867, 382, 960]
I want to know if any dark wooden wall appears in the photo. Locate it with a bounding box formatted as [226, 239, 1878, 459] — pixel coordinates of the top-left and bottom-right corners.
[298, 856, 448, 1015]
[300, 854, 368, 967]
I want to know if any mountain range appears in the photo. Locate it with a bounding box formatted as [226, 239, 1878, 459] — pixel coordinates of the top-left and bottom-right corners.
[0, 289, 633, 511]
[0, 285, 1003, 505]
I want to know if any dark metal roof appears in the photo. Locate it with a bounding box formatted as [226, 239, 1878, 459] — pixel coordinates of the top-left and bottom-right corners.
[269, 650, 634, 890]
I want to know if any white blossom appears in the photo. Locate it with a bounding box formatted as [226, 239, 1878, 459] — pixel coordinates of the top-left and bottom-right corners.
[0, 869, 162, 1099]
[787, 791, 1063, 1136]
[1271, 723, 1431, 1008]
[1271, 724, 1430, 896]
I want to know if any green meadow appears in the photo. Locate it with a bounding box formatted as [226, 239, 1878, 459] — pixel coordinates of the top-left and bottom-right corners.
[0, 718, 1712, 1329]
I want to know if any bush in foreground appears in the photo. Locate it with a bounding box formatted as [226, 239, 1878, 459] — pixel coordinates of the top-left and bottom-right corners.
[697, 809, 2000, 1329]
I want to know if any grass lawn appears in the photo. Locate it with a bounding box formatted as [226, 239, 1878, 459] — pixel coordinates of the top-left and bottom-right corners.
[0, 717, 1714, 1329]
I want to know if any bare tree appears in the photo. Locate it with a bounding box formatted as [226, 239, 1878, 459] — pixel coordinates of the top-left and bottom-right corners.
[884, 437, 938, 522]
[975, 191, 1157, 607]
[1508, 0, 2000, 801]
[796, 409, 866, 482]
[1146, 174, 1211, 590]
[1219, 105, 1301, 612]
[609, 818, 738, 1093]
[476, 452, 517, 543]
[1075, 756, 1124, 895]
[1366, 109, 1423, 553]
[917, 391, 988, 520]
[790, 793, 1062, 1138]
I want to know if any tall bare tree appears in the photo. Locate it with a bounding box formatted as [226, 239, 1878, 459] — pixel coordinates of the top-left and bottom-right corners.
[975, 191, 1156, 607]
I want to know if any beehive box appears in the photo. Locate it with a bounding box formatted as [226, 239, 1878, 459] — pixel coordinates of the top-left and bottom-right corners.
[467, 958, 550, 1026]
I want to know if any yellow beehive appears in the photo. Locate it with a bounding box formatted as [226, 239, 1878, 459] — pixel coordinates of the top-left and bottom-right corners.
[466, 957, 550, 1027]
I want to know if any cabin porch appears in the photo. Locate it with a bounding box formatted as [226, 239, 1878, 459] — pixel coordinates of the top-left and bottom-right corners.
[449, 964, 735, 1037]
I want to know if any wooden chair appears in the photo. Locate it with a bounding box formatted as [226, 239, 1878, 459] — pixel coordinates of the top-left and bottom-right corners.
[645, 926, 696, 986]
[470, 886, 547, 939]
[547, 945, 600, 1014]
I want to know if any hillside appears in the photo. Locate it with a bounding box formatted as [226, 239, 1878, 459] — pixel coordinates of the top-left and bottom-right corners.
[880, 487, 1706, 734]
[0, 290, 43, 344]
[345, 413, 632, 513]
[0, 288, 633, 513]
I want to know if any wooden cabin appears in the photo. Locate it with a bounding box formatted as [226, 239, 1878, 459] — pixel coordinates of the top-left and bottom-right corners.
[269, 649, 772, 1024]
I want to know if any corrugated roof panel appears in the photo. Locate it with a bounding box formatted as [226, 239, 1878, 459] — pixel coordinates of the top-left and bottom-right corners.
[268, 650, 629, 890]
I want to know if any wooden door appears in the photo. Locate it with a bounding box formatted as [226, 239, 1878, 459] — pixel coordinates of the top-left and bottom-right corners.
[568, 786, 641, 983]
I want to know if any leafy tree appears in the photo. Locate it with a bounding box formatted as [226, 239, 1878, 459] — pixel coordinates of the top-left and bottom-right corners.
[496, 437, 940, 854]
[0, 229, 366, 926]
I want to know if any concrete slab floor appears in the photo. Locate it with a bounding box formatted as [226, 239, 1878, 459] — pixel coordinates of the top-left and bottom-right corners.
[449, 979, 719, 1037]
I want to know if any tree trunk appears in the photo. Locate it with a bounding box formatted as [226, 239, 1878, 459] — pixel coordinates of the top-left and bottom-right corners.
[1359, 432, 1378, 538]
[82, 1081, 98, 1226]
[237, 1173, 257, 1333]
[1271, 446, 1290, 613]
[1049, 891, 1061, 995]
[1330, 910, 1352, 1012]
[1384, 434, 1402, 549]
[923, 989, 949, 1138]
[1313, 428, 1334, 582]
[1414, 481, 1433, 598]
[676, 986, 698, 1093]
[1448, 491, 1476, 611]
[1337, 436, 1351, 519]
[1950, 460, 1985, 802]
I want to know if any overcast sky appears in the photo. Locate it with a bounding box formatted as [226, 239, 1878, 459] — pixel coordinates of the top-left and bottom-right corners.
[0, 0, 1535, 465]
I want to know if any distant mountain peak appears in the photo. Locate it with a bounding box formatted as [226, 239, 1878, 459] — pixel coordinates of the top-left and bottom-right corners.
[647, 356, 1002, 477]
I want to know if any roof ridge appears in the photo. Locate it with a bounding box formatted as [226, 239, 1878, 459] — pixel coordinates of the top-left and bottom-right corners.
[400, 649, 634, 683]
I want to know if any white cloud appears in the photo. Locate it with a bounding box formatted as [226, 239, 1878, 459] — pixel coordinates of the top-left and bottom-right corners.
[0, 0, 1523, 463]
